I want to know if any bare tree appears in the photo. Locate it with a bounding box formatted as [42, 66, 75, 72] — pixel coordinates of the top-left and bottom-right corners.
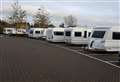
[8, 2, 27, 28]
[64, 15, 77, 27]
[34, 7, 50, 28]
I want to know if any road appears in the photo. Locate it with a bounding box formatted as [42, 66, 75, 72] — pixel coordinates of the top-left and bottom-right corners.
[0, 36, 120, 82]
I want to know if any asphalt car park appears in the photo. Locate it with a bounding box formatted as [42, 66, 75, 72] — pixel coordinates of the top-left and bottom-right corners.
[0, 36, 120, 82]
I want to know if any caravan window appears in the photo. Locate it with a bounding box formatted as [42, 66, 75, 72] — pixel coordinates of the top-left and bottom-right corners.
[65, 31, 71, 36]
[35, 31, 40, 34]
[54, 32, 64, 36]
[112, 32, 120, 40]
[88, 32, 91, 37]
[7, 29, 12, 32]
[75, 32, 81, 37]
[18, 30, 22, 32]
[92, 31, 106, 38]
[84, 31, 87, 38]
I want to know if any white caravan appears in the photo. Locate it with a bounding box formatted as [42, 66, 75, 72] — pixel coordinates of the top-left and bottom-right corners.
[89, 27, 120, 52]
[64, 27, 92, 45]
[27, 28, 44, 39]
[16, 28, 26, 35]
[46, 28, 64, 42]
[3, 28, 16, 35]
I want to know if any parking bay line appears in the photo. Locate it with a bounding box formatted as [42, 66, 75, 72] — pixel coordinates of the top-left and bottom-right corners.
[64, 48, 116, 56]
[107, 61, 120, 63]
[39, 41, 120, 69]
[88, 54, 115, 56]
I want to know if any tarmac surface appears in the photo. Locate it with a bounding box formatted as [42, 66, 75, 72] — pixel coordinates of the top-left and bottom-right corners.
[0, 36, 120, 82]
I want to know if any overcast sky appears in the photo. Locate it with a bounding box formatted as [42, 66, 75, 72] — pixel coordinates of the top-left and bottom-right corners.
[0, 0, 120, 26]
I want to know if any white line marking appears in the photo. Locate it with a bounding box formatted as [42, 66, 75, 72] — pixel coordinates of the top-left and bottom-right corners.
[56, 45, 120, 69]
[39, 41, 120, 69]
[108, 61, 120, 63]
[88, 54, 113, 56]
